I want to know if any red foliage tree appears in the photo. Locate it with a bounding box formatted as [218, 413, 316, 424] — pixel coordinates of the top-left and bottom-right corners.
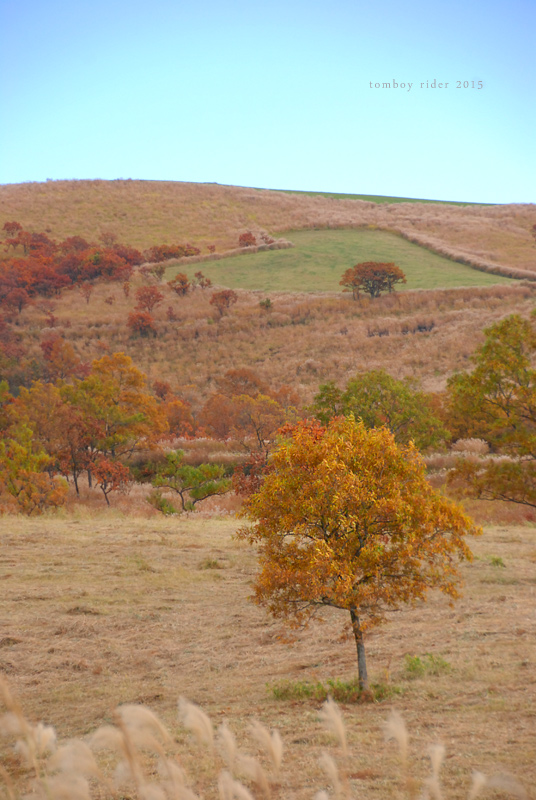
[3, 288, 30, 314]
[340, 262, 406, 300]
[112, 244, 144, 266]
[2, 221, 23, 238]
[238, 232, 257, 247]
[193, 271, 212, 289]
[40, 334, 88, 381]
[127, 310, 157, 337]
[80, 284, 94, 304]
[59, 236, 92, 253]
[210, 289, 238, 317]
[167, 273, 190, 296]
[216, 368, 269, 398]
[144, 243, 201, 262]
[135, 285, 164, 312]
[92, 456, 132, 505]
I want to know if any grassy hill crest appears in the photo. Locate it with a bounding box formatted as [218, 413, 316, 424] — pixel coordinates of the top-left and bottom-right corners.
[1, 179, 534, 275]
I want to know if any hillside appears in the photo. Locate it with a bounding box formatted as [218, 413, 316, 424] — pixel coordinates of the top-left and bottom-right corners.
[0, 179, 535, 274]
[171, 229, 514, 293]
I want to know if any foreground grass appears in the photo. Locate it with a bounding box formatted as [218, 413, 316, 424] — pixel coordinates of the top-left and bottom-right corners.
[0, 514, 534, 798]
[167, 229, 514, 292]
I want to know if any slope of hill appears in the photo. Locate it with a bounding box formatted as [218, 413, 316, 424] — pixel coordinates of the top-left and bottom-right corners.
[0, 179, 534, 274]
[167, 229, 513, 293]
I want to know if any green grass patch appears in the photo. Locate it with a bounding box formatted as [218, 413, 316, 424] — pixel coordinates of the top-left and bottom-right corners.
[169, 229, 514, 293]
[403, 653, 452, 679]
[267, 188, 489, 206]
[269, 677, 402, 704]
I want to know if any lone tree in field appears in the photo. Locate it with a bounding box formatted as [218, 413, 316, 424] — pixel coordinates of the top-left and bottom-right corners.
[239, 416, 480, 690]
[340, 262, 406, 299]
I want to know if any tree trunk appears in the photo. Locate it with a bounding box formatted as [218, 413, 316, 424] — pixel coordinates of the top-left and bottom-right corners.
[350, 608, 369, 690]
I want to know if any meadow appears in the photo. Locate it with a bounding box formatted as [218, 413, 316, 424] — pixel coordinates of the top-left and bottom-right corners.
[274, 188, 486, 205]
[1, 514, 534, 798]
[166, 229, 514, 293]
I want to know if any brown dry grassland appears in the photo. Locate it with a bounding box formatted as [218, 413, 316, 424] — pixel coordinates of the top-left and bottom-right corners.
[21, 276, 536, 404]
[1, 179, 535, 274]
[1, 513, 535, 799]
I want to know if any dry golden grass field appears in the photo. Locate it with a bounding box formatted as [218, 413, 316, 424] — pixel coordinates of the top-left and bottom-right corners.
[0, 179, 535, 273]
[16, 274, 536, 404]
[0, 513, 535, 799]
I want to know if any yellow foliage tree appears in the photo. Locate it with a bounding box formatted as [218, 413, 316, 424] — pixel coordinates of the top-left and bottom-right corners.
[239, 417, 480, 690]
[0, 425, 67, 515]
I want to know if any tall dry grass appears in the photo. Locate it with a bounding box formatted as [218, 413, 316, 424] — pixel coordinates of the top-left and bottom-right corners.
[0, 180, 534, 272]
[16, 269, 536, 407]
[0, 679, 529, 800]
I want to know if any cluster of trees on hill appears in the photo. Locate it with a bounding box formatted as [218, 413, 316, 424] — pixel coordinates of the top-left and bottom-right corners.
[2, 311, 535, 520]
[0, 222, 219, 389]
[0, 355, 301, 512]
[0, 221, 205, 312]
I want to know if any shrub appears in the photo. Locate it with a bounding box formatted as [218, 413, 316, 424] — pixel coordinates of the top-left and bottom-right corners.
[403, 653, 452, 679]
[134, 285, 164, 312]
[168, 273, 190, 296]
[340, 262, 407, 299]
[210, 289, 238, 317]
[127, 311, 157, 337]
[238, 231, 257, 247]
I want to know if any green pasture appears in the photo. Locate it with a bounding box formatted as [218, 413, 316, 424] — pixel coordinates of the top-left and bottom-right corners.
[262, 188, 489, 206]
[168, 229, 514, 293]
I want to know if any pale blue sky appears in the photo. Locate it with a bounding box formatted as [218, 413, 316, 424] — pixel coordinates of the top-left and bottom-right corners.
[1, 0, 534, 203]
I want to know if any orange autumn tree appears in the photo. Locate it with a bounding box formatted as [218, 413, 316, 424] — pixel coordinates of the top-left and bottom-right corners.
[340, 262, 406, 300]
[239, 416, 480, 691]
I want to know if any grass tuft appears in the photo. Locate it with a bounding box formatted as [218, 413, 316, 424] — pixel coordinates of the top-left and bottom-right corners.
[269, 677, 402, 704]
[403, 653, 452, 679]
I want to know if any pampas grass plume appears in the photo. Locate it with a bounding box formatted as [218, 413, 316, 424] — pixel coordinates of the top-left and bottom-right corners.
[218, 769, 256, 800]
[384, 710, 409, 765]
[236, 754, 270, 799]
[138, 782, 167, 800]
[318, 751, 341, 800]
[118, 704, 172, 744]
[218, 721, 238, 772]
[467, 771, 487, 800]
[44, 773, 92, 800]
[49, 740, 102, 780]
[486, 774, 529, 799]
[249, 720, 284, 777]
[178, 697, 214, 752]
[89, 724, 125, 753]
[318, 697, 347, 758]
